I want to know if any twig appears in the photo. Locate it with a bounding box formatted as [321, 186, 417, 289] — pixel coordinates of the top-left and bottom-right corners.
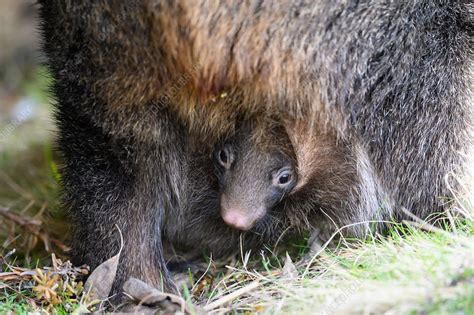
[0, 206, 69, 252]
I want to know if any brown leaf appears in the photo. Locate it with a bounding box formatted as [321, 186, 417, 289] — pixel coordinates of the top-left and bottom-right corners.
[84, 252, 120, 301]
[281, 253, 298, 280]
[123, 277, 192, 314]
[84, 226, 123, 301]
[119, 304, 158, 314]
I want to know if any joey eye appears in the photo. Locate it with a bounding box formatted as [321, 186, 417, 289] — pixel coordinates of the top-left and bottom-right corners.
[278, 173, 291, 184]
[273, 167, 295, 190]
[219, 149, 228, 164]
[217, 146, 234, 169]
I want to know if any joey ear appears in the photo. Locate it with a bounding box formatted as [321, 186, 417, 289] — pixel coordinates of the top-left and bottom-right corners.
[283, 118, 334, 194]
[283, 119, 311, 193]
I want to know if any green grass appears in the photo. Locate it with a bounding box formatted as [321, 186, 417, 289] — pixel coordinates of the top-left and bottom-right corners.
[0, 294, 32, 314]
[0, 289, 80, 314]
[194, 221, 473, 314]
[2, 220, 473, 313]
[0, 67, 473, 314]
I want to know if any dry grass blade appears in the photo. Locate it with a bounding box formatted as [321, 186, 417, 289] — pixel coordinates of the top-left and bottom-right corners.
[203, 280, 261, 311]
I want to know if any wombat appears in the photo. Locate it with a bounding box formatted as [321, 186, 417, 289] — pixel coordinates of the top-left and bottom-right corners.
[38, 0, 473, 298]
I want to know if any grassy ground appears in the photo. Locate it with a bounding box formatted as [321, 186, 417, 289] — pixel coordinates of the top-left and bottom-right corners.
[0, 67, 473, 314]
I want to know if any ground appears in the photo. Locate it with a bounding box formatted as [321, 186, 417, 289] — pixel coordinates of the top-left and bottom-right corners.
[0, 2, 473, 314]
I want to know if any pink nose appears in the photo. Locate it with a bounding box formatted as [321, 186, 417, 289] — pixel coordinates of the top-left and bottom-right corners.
[222, 211, 253, 230]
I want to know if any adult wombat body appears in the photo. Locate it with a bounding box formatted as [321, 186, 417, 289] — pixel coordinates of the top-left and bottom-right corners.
[38, 0, 473, 297]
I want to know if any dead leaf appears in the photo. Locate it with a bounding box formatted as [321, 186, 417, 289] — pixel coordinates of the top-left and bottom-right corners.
[281, 253, 298, 280]
[119, 304, 159, 314]
[84, 225, 123, 301]
[84, 251, 120, 301]
[123, 277, 192, 314]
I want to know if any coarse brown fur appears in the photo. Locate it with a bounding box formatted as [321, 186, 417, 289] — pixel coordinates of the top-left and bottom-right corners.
[38, 0, 473, 300]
